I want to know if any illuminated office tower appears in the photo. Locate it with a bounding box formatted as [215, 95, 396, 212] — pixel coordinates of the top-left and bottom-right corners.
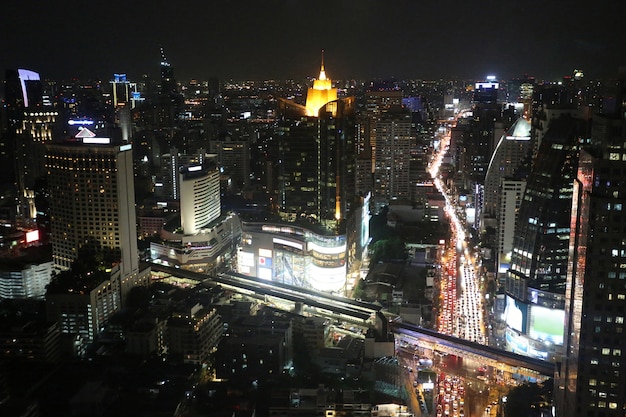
[502, 114, 587, 361]
[482, 117, 532, 275]
[305, 51, 337, 117]
[373, 106, 414, 205]
[495, 179, 526, 279]
[109, 73, 140, 142]
[156, 48, 182, 128]
[157, 147, 208, 201]
[358, 84, 404, 205]
[45, 133, 138, 275]
[277, 56, 356, 230]
[180, 162, 221, 235]
[483, 117, 531, 220]
[4, 69, 59, 221]
[556, 96, 626, 417]
[468, 80, 501, 183]
[208, 136, 251, 190]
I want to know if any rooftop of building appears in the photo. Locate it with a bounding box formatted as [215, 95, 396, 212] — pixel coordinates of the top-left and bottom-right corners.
[46, 255, 118, 295]
[0, 244, 52, 270]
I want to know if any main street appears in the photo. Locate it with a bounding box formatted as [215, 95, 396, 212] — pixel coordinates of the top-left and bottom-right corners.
[429, 115, 486, 347]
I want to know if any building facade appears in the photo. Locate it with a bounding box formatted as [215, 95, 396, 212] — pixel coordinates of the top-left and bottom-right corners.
[556, 107, 626, 417]
[180, 162, 221, 235]
[45, 136, 139, 276]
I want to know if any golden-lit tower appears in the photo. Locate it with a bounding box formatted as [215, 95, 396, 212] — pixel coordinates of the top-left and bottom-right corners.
[305, 50, 338, 117]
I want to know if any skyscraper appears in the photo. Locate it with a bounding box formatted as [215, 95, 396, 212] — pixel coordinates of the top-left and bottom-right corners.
[45, 132, 138, 276]
[277, 56, 356, 230]
[3, 69, 59, 222]
[180, 162, 221, 235]
[556, 91, 626, 416]
[482, 117, 532, 276]
[502, 114, 587, 360]
[373, 106, 414, 204]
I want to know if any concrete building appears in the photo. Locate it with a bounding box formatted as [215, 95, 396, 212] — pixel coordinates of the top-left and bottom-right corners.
[45, 135, 138, 277]
[168, 303, 222, 365]
[556, 96, 626, 416]
[0, 319, 60, 362]
[0, 247, 53, 299]
[179, 162, 221, 235]
[373, 107, 414, 207]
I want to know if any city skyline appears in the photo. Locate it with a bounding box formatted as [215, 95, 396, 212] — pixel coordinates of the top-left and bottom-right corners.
[3, 0, 626, 82]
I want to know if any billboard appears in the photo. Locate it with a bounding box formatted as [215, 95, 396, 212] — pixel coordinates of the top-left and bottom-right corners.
[25, 230, 39, 243]
[502, 295, 528, 334]
[529, 305, 564, 345]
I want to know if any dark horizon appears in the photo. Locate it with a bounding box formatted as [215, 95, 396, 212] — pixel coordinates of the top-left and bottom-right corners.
[3, 1, 626, 83]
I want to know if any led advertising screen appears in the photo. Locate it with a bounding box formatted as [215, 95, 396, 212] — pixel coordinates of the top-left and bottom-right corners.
[502, 295, 528, 334]
[25, 230, 39, 243]
[529, 305, 564, 345]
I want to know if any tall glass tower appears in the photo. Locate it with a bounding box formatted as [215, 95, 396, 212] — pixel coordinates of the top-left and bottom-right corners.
[556, 90, 626, 416]
[502, 114, 588, 360]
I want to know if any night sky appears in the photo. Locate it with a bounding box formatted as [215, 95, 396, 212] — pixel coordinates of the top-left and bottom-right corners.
[3, 0, 626, 82]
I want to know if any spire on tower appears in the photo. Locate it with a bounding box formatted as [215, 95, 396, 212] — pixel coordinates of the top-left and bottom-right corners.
[160, 47, 170, 66]
[319, 49, 327, 81]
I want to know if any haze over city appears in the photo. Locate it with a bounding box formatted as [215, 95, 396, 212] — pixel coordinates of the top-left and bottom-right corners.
[3, 0, 626, 81]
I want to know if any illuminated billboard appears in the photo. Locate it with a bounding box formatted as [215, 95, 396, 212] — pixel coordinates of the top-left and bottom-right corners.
[238, 222, 347, 293]
[361, 192, 371, 248]
[308, 264, 346, 293]
[238, 251, 254, 268]
[502, 295, 528, 333]
[25, 230, 39, 243]
[257, 266, 272, 280]
[529, 305, 564, 345]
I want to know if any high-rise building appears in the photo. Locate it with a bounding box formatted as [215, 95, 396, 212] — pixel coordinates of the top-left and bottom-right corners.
[495, 179, 526, 279]
[502, 114, 587, 361]
[277, 57, 356, 230]
[208, 133, 251, 191]
[109, 73, 139, 142]
[3, 69, 59, 222]
[45, 133, 138, 275]
[360, 84, 404, 207]
[482, 117, 533, 275]
[556, 93, 626, 416]
[46, 264, 124, 345]
[180, 162, 221, 235]
[482, 117, 532, 221]
[149, 154, 241, 273]
[373, 106, 414, 205]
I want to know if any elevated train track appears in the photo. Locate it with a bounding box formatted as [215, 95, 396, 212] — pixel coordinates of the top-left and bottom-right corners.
[148, 263, 555, 379]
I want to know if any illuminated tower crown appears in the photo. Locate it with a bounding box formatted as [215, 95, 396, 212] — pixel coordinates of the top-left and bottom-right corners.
[305, 51, 338, 117]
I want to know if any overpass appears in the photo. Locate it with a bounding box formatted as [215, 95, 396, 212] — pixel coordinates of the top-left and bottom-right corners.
[392, 322, 555, 379]
[148, 263, 555, 379]
[149, 263, 382, 324]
